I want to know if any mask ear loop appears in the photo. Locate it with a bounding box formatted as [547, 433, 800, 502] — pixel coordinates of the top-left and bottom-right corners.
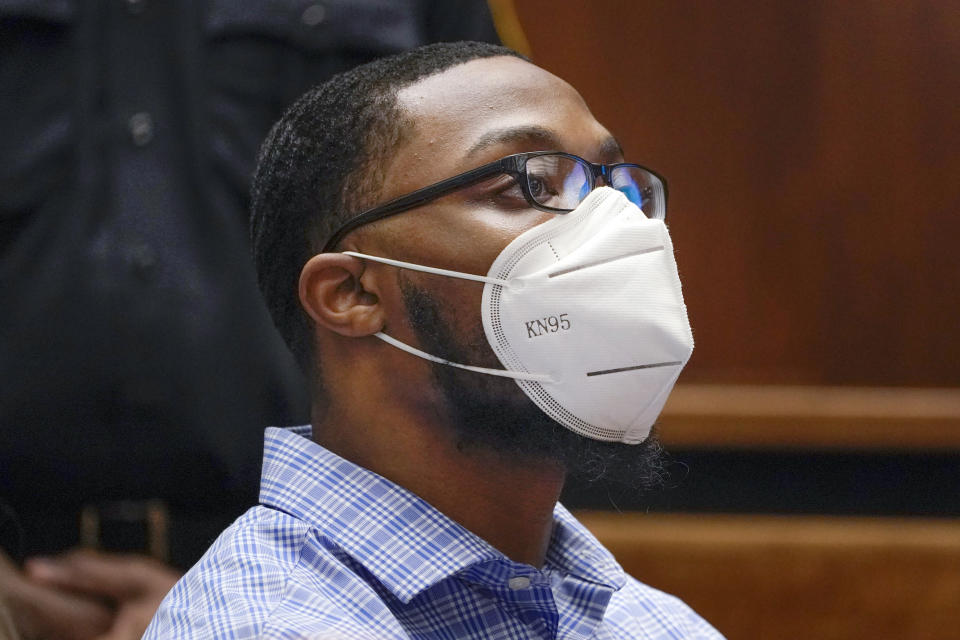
[373, 332, 552, 382]
[341, 251, 551, 383]
[341, 251, 512, 287]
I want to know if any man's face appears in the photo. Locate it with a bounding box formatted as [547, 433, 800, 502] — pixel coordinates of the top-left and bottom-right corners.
[345, 57, 664, 485]
[352, 56, 623, 366]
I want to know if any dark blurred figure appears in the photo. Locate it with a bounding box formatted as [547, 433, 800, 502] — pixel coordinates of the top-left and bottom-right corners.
[0, 0, 498, 637]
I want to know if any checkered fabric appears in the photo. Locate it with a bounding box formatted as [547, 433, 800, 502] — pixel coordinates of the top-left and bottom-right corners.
[145, 427, 724, 639]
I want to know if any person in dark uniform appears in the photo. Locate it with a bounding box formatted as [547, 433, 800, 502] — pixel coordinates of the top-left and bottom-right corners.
[0, 1, 499, 637]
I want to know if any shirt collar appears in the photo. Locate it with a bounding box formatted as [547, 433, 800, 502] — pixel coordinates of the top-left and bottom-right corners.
[547, 504, 626, 590]
[260, 427, 625, 602]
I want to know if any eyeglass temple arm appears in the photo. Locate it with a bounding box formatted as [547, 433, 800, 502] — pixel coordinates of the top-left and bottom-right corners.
[321, 158, 513, 253]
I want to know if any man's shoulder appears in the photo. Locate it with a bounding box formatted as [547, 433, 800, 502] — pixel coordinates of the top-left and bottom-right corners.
[605, 575, 726, 639]
[144, 505, 384, 638]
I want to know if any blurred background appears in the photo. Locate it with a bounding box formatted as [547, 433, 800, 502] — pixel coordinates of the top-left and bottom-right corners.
[510, 0, 960, 511]
[502, 2, 960, 638]
[1, 1, 958, 639]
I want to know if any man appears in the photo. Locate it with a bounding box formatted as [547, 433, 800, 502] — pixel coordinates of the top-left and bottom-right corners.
[146, 41, 720, 638]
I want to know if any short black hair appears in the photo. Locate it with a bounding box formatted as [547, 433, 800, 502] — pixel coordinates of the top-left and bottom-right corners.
[250, 41, 525, 378]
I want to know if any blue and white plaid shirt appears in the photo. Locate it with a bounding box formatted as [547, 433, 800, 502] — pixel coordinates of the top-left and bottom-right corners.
[145, 427, 724, 639]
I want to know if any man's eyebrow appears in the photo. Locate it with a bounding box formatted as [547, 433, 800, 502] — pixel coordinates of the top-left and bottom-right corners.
[466, 125, 563, 156]
[599, 136, 625, 161]
[467, 125, 626, 162]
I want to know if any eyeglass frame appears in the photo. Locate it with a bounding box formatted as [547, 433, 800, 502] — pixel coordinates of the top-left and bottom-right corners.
[320, 150, 669, 253]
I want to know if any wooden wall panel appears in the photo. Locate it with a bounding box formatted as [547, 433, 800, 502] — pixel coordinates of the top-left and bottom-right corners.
[513, 1, 960, 386]
[659, 384, 960, 451]
[578, 511, 960, 640]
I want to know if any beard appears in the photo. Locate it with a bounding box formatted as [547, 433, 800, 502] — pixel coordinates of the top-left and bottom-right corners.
[399, 276, 667, 491]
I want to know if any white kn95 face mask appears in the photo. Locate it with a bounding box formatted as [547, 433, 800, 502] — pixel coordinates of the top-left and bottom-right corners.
[343, 186, 694, 444]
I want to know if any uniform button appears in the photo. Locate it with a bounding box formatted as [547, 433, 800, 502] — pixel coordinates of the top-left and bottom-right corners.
[125, 240, 157, 280]
[128, 112, 154, 146]
[507, 576, 531, 590]
[130, 242, 156, 271]
[301, 3, 326, 27]
[125, 0, 147, 15]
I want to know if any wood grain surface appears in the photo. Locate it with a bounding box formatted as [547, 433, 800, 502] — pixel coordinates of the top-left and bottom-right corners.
[514, 1, 960, 388]
[578, 511, 960, 640]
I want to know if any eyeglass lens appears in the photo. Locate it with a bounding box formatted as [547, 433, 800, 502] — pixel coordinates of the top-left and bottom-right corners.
[523, 155, 665, 219]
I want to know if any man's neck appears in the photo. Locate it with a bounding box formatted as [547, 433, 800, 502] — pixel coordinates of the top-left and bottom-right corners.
[313, 404, 565, 568]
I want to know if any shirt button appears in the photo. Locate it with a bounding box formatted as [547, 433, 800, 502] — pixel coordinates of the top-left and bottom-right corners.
[301, 3, 326, 27]
[125, 0, 147, 15]
[507, 576, 531, 590]
[128, 112, 154, 146]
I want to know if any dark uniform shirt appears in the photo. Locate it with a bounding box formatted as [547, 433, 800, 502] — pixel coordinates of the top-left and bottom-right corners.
[0, 0, 497, 568]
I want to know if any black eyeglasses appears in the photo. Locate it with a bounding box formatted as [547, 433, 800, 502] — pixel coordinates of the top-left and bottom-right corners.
[322, 150, 668, 252]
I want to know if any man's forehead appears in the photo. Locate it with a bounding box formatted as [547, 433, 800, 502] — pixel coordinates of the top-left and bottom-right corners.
[394, 56, 615, 167]
[396, 56, 576, 113]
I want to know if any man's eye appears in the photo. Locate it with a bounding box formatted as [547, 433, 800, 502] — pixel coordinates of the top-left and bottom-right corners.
[527, 174, 560, 199]
[527, 173, 564, 206]
[528, 175, 546, 198]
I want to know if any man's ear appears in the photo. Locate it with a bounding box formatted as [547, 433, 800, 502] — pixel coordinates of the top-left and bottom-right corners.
[299, 253, 383, 338]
